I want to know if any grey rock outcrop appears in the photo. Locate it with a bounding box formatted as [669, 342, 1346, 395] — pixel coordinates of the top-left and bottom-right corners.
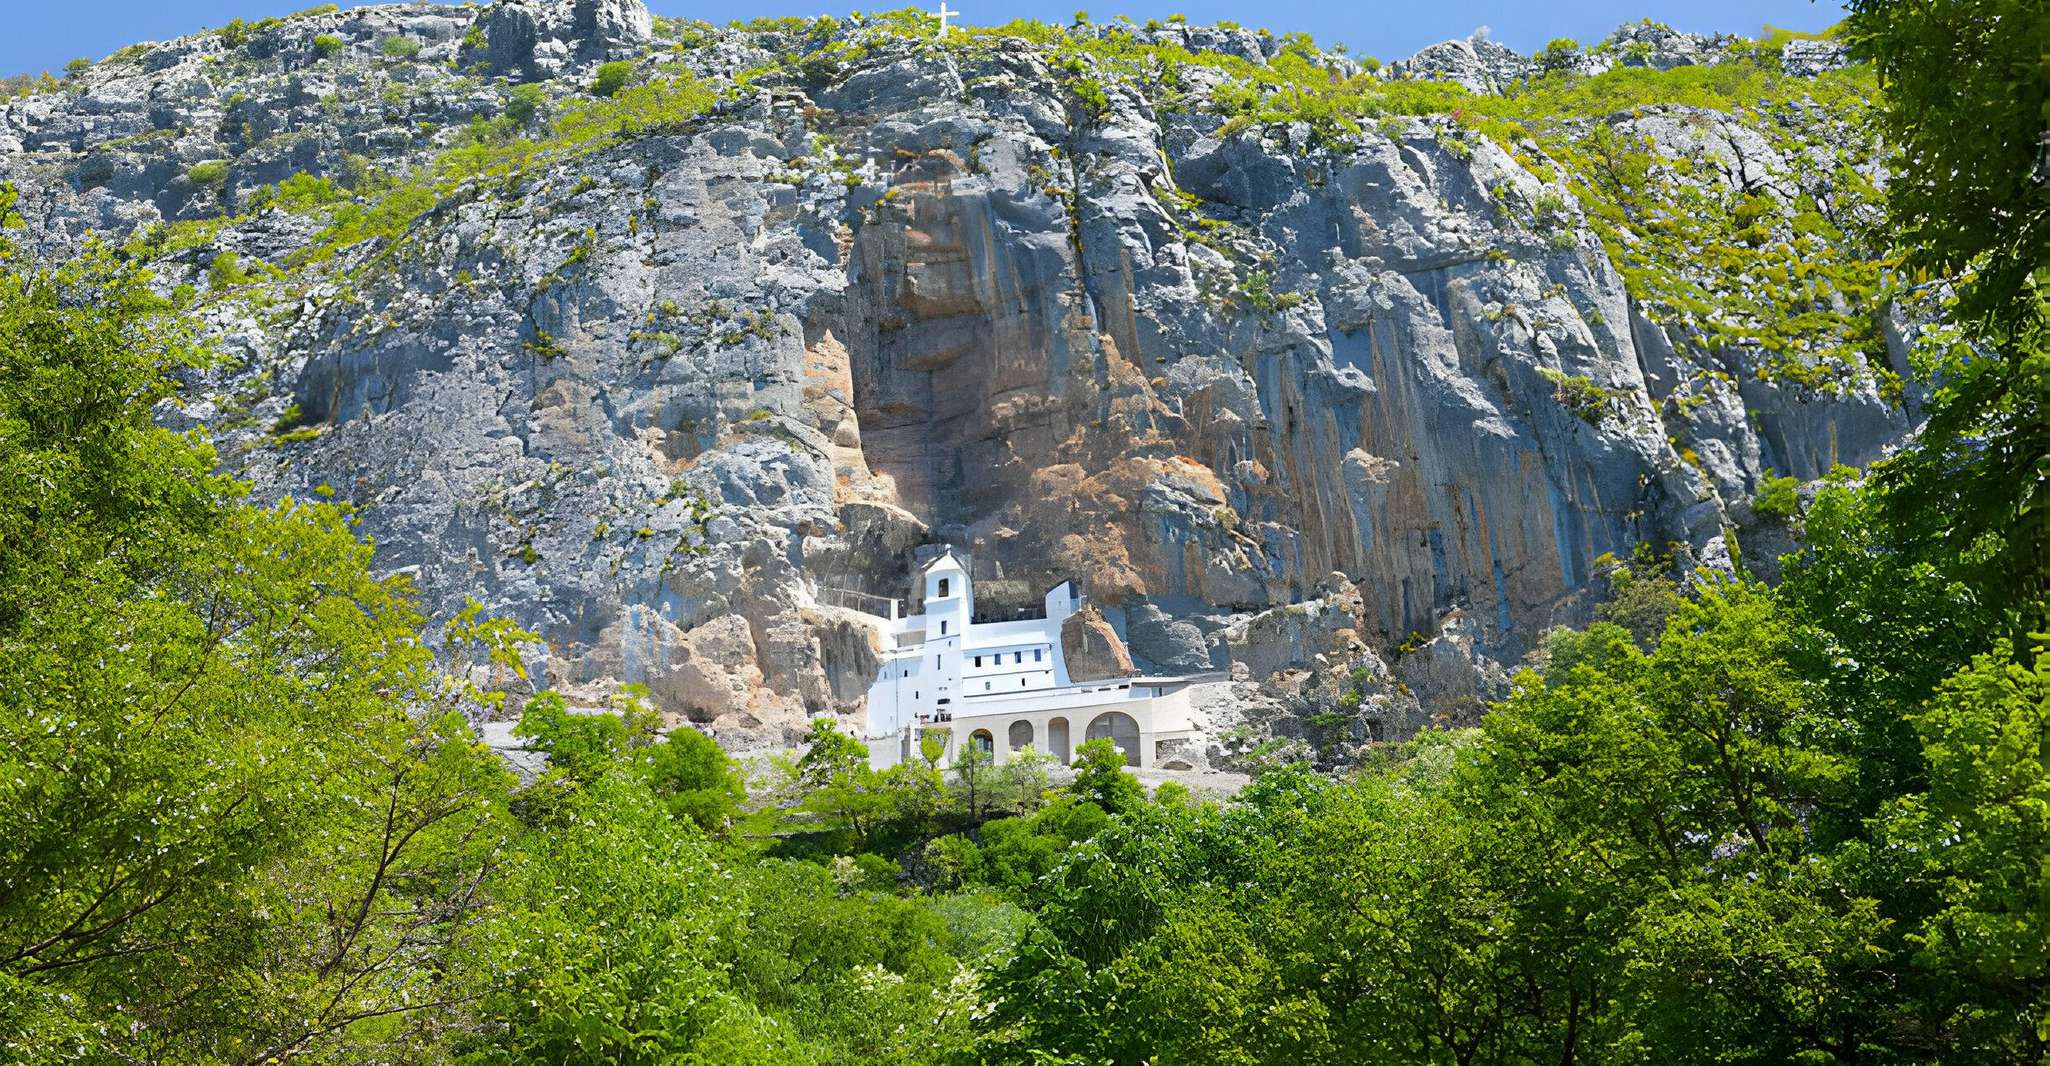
[1390, 34, 1534, 93]
[1780, 39, 1852, 77]
[1600, 21, 1740, 71]
[472, 0, 653, 80]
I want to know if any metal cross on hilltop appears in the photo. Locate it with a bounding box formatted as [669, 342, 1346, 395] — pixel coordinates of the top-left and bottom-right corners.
[936, 2, 959, 36]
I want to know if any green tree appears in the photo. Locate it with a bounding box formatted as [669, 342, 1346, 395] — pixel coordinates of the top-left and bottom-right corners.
[795, 718, 893, 842]
[514, 689, 654, 784]
[1843, 0, 2050, 331]
[1844, 0, 2050, 623]
[795, 716, 868, 787]
[875, 758, 947, 838]
[994, 745, 1053, 813]
[950, 743, 995, 819]
[639, 724, 746, 833]
[0, 220, 514, 1061]
[1883, 637, 2050, 1056]
[474, 769, 984, 1063]
[1067, 737, 1143, 815]
[467, 773, 788, 1063]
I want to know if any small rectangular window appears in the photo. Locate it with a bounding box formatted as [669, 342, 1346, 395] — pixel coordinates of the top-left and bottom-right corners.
[937, 578, 949, 597]
[935, 655, 941, 669]
[1020, 677, 1027, 687]
[1014, 651, 1023, 664]
[974, 655, 982, 667]
[984, 681, 991, 691]
[1034, 649, 1043, 662]
[940, 620, 947, 635]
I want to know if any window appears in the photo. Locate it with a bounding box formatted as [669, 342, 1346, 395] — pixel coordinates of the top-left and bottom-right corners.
[1020, 677, 1027, 687]
[984, 681, 991, 691]
[1034, 648, 1043, 662]
[940, 620, 947, 635]
[1014, 651, 1023, 664]
[937, 578, 949, 597]
[974, 655, 982, 667]
[915, 690, 920, 699]
[935, 655, 941, 669]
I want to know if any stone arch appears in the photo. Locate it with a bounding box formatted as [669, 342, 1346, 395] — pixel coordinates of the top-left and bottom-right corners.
[1048, 716, 1070, 764]
[1085, 711, 1141, 767]
[968, 729, 994, 756]
[1008, 719, 1034, 752]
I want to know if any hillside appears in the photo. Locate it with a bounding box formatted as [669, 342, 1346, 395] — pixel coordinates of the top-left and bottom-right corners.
[1, 2, 1912, 755]
[6, 2, 2047, 1062]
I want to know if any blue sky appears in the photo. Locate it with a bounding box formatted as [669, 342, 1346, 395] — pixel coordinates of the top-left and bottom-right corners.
[9, 0, 1845, 78]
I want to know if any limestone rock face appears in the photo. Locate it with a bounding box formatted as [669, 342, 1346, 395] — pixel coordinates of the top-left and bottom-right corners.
[1598, 21, 1740, 71]
[1394, 612, 1511, 727]
[0, 8, 1917, 750]
[1390, 35, 1534, 93]
[1061, 607, 1137, 683]
[474, 0, 652, 80]
[1779, 39, 1852, 77]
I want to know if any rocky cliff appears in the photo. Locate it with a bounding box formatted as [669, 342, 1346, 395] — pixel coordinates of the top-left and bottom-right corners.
[0, 4, 1914, 753]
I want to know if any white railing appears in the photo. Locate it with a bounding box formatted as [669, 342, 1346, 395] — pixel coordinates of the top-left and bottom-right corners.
[816, 585, 899, 617]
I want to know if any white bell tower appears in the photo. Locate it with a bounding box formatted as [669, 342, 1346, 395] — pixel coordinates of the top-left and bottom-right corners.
[922, 549, 970, 715]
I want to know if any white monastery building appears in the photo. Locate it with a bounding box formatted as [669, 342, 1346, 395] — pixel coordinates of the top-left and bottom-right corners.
[853, 548, 1208, 770]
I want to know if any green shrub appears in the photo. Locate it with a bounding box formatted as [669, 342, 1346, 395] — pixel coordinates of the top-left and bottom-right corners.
[308, 74, 714, 261]
[1538, 367, 1614, 424]
[506, 82, 548, 124]
[207, 251, 247, 289]
[1754, 470, 1802, 517]
[269, 171, 343, 212]
[1531, 189, 1572, 230]
[379, 35, 421, 60]
[311, 34, 344, 57]
[524, 329, 567, 359]
[187, 160, 229, 188]
[319, 182, 437, 248]
[1538, 37, 1581, 71]
[63, 58, 92, 80]
[1240, 270, 1300, 312]
[550, 74, 716, 144]
[1069, 75, 1110, 118]
[591, 60, 633, 97]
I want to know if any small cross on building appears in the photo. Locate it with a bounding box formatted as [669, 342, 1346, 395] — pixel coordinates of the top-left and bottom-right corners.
[936, 2, 959, 36]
